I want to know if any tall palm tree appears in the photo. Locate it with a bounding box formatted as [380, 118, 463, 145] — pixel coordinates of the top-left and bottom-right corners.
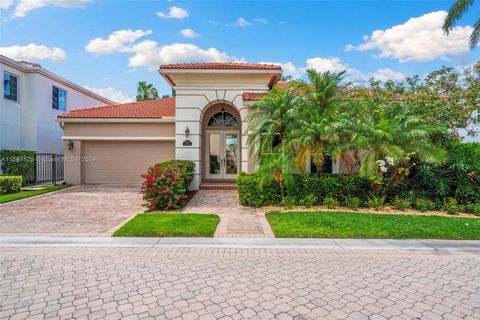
[288, 70, 349, 169]
[293, 70, 348, 111]
[246, 87, 302, 158]
[443, 0, 479, 49]
[136, 81, 159, 101]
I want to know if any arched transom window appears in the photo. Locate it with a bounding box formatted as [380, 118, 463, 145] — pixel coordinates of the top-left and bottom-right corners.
[208, 108, 238, 127]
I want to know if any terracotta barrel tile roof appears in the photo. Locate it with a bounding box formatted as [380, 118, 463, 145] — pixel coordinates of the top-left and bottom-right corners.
[58, 98, 176, 119]
[242, 93, 266, 101]
[159, 62, 282, 70]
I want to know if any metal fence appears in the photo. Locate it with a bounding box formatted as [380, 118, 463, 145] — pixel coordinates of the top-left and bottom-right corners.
[34, 153, 64, 185]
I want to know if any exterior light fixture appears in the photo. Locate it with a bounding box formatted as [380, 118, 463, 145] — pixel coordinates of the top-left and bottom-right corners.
[68, 140, 74, 150]
[185, 126, 190, 137]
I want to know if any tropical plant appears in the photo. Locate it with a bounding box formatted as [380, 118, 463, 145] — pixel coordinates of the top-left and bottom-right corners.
[443, 0, 479, 49]
[246, 87, 301, 158]
[336, 100, 447, 194]
[254, 153, 294, 206]
[288, 70, 350, 169]
[136, 81, 159, 101]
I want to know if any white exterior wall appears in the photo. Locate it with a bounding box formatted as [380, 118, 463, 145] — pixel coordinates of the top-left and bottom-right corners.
[175, 89, 254, 190]
[1, 63, 26, 151]
[167, 72, 279, 190]
[0, 59, 111, 155]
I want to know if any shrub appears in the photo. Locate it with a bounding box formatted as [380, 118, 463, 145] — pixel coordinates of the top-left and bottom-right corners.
[237, 172, 372, 207]
[414, 198, 435, 212]
[0, 176, 22, 194]
[141, 160, 194, 211]
[464, 202, 480, 216]
[323, 196, 339, 209]
[366, 196, 386, 211]
[345, 197, 360, 210]
[237, 172, 281, 207]
[299, 194, 317, 208]
[393, 197, 411, 211]
[0, 150, 36, 185]
[442, 197, 461, 215]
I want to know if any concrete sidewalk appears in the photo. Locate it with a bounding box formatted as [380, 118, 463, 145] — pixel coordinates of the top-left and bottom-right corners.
[1, 236, 479, 251]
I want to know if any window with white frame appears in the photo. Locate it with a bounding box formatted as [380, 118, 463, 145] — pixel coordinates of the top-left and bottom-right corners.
[3, 72, 18, 102]
[52, 86, 67, 111]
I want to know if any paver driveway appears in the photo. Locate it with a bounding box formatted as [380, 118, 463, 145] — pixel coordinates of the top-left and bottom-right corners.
[0, 246, 479, 320]
[0, 185, 143, 236]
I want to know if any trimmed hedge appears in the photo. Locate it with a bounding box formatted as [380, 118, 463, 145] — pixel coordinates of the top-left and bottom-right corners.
[141, 160, 195, 210]
[0, 150, 36, 185]
[0, 176, 23, 195]
[237, 172, 373, 207]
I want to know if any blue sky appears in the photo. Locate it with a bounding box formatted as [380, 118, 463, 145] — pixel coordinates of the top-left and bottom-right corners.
[0, 0, 479, 103]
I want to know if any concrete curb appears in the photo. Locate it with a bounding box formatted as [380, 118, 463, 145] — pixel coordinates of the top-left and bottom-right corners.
[0, 237, 479, 251]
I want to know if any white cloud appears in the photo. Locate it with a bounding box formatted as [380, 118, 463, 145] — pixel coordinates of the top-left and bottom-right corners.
[85, 29, 236, 69]
[233, 17, 250, 27]
[254, 18, 268, 24]
[0, 0, 13, 10]
[12, 0, 90, 18]
[260, 61, 304, 78]
[0, 43, 66, 61]
[128, 42, 233, 69]
[305, 57, 404, 82]
[306, 57, 351, 73]
[180, 28, 199, 38]
[157, 6, 189, 19]
[85, 29, 152, 54]
[371, 68, 405, 81]
[346, 11, 475, 63]
[84, 86, 133, 104]
[208, 20, 219, 26]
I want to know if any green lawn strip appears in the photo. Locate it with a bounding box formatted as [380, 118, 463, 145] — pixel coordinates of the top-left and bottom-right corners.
[112, 213, 220, 237]
[0, 185, 68, 203]
[266, 211, 480, 240]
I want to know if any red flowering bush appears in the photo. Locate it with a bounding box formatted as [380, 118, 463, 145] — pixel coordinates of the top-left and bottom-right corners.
[141, 160, 195, 211]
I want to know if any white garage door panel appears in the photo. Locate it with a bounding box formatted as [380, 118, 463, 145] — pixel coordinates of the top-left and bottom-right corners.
[82, 141, 175, 185]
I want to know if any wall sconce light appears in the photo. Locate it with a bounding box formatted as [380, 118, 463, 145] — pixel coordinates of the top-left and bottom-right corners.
[68, 140, 74, 150]
[185, 126, 190, 138]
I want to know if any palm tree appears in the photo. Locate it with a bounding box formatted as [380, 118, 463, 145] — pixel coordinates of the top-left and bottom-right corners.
[136, 81, 159, 101]
[293, 70, 348, 111]
[443, 0, 479, 49]
[288, 70, 349, 169]
[337, 100, 447, 190]
[255, 153, 294, 205]
[246, 87, 302, 158]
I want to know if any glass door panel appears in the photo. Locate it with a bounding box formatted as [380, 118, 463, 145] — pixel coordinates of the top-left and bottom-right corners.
[225, 133, 238, 176]
[209, 133, 221, 176]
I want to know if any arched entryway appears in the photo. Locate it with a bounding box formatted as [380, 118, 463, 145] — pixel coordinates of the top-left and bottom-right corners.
[202, 103, 241, 181]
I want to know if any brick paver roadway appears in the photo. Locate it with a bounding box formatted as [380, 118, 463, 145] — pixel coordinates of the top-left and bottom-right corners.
[1, 246, 479, 320]
[0, 186, 143, 236]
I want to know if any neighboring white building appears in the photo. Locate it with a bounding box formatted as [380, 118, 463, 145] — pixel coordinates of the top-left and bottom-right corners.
[1, 55, 114, 155]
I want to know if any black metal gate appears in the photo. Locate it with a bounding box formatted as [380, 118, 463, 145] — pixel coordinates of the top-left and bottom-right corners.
[34, 153, 64, 185]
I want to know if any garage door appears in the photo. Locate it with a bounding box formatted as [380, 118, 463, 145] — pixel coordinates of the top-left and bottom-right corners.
[82, 141, 175, 185]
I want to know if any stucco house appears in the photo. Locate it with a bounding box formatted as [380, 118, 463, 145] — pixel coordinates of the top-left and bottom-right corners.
[58, 62, 341, 189]
[1, 55, 114, 155]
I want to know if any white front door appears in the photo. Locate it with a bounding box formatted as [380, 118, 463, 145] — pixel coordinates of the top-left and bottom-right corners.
[206, 130, 239, 179]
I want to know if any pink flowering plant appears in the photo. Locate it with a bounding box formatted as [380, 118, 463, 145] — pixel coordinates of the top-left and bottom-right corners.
[141, 160, 195, 211]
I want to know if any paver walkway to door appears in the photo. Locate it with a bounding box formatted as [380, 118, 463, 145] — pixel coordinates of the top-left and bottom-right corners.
[182, 190, 274, 238]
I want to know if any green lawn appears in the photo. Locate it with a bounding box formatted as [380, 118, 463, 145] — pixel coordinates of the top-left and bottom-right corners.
[0, 185, 68, 203]
[112, 213, 220, 237]
[266, 211, 480, 239]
